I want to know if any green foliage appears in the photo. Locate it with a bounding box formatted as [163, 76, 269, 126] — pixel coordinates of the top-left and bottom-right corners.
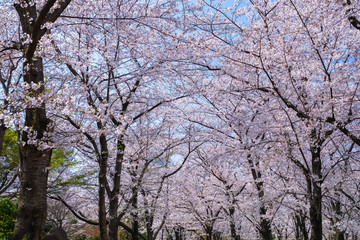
[50, 149, 80, 171]
[0, 198, 17, 240]
[73, 235, 87, 240]
[0, 129, 19, 194]
[0, 129, 95, 195]
[44, 221, 56, 233]
[48, 149, 96, 194]
[1, 129, 19, 170]
[72, 235, 100, 240]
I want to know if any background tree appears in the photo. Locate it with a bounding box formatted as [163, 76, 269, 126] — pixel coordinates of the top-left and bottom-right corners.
[184, 0, 360, 239]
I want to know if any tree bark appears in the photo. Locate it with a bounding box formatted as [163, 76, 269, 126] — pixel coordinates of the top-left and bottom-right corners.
[259, 204, 272, 240]
[294, 211, 308, 240]
[108, 140, 125, 240]
[174, 226, 184, 240]
[132, 186, 139, 240]
[331, 195, 345, 240]
[13, 133, 52, 240]
[309, 143, 322, 240]
[205, 226, 213, 240]
[98, 133, 109, 240]
[229, 206, 240, 240]
[248, 155, 272, 240]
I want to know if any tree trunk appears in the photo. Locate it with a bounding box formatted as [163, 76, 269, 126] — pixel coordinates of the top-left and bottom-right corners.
[132, 187, 139, 240]
[294, 211, 309, 240]
[132, 217, 139, 240]
[98, 133, 109, 240]
[248, 155, 272, 240]
[12, 138, 52, 240]
[213, 231, 221, 240]
[309, 144, 322, 240]
[331, 195, 345, 240]
[205, 226, 213, 240]
[12, 55, 52, 240]
[229, 206, 240, 240]
[259, 205, 272, 240]
[145, 211, 155, 240]
[309, 184, 322, 240]
[12, 5, 51, 238]
[174, 226, 184, 240]
[108, 140, 125, 240]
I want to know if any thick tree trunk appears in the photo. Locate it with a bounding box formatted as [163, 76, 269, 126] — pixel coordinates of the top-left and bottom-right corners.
[108, 196, 120, 240]
[259, 205, 272, 240]
[229, 206, 240, 240]
[213, 231, 221, 240]
[98, 170, 108, 240]
[12, 5, 50, 239]
[132, 187, 139, 240]
[132, 217, 139, 240]
[12, 55, 52, 240]
[309, 144, 322, 240]
[333, 231, 345, 240]
[108, 140, 125, 240]
[13, 141, 51, 240]
[309, 184, 322, 240]
[98, 134, 109, 240]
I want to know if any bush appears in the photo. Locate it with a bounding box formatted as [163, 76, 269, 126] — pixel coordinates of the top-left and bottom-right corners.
[0, 198, 17, 239]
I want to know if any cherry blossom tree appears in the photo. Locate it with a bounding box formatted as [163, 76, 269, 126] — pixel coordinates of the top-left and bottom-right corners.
[183, 0, 360, 239]
[41, 1, 202, 239]
[0, 1, 72, 238]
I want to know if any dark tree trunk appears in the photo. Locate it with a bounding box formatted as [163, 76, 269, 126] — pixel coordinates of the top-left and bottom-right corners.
[259, 205, 273, 240]
[108, 140, 125, 240]
[132, 217, 139, 240]
[145, 209, 155, 240]
[248, 155, 272, 240]
[331, 195, 345, 240]
[294, 211, 309, 240]
[13, 133, 52, 240]
[132, 187, 139, 240]
[333, 232, 345, 240]
[108, 204, 119, 240]
[205, 226, 213, 240]
[309, 185, 322, 240]
[98, 133, 109, 240]
[174, 226, 184, 240]
[229, 206, 240, 240]
[98, 169, 108, 240]
[213, 231, 221, 240]
[309, 143, 322, 240]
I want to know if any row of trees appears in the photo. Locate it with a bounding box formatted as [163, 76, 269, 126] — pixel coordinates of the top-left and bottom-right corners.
[0, 0, 360, 239]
